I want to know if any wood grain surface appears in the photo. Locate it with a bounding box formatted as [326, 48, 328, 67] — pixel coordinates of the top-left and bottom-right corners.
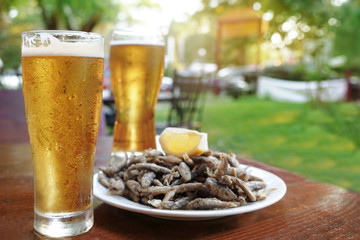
[0, 136, 359, 240]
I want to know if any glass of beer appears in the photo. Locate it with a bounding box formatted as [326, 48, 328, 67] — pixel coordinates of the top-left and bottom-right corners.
[21, 31, 104, 237]
[110, 29, 165, 156]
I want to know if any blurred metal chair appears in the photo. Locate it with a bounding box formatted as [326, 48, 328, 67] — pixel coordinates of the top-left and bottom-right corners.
[167, 71, 206, 130]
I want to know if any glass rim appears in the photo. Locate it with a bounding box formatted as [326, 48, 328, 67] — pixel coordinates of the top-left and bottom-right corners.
[21, 30, 104, 58]
[22, 30, 103, 39]
[111, 28, 164, 45]
[112, 27, 162, 34]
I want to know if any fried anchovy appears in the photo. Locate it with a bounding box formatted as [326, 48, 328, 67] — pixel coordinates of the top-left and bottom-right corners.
[109, 178, 125, 193]
[158, 155, 183, 164]
[140, 172, 156, 188]
[185, 198, 238, 210]
[98, 147, 270, 210]
[143, 182, 203, 196]
[215, 154, 228, 177]
[205, 177, 237, 201]
[98, 171, 110, 188]
[127, 163, 171, 174]
[178, 162, 192, 181]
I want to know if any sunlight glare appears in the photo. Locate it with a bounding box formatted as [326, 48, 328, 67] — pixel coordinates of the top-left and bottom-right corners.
[288, 29, 298, 40]
[271, 32, 282, 44]
[330, 0, 349, 6]
[328, 18, 338, 26]
[263, 11, 274, 21]
[114, 0, 203, 30]
[209, 0, 219, 8]
[253, 2, 261, 11]
[9, 8, 18, 19]
[135, 0, 203, 29]
[281, 18, 296, 32]
[300, 24, 311, 33]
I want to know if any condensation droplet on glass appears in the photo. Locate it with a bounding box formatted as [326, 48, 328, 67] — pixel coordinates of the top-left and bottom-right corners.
[55, 142, 61, 151]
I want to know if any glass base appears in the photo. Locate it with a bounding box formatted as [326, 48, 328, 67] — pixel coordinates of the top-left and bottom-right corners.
[34, 208, 93, 238]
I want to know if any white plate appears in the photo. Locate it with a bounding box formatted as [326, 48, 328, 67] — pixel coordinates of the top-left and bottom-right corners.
[93, 165, 287, 220]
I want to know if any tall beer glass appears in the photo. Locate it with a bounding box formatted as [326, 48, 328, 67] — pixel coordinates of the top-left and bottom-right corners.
[110, 29, 165, 156]
[21, 31, 104, 237]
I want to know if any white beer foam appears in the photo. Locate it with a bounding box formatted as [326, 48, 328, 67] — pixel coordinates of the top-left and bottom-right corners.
[22, 33, 104, 58]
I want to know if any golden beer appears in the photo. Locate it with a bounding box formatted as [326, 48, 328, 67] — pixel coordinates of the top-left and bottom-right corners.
[110, 43, 164, 153]
[22, 31, 104, 237]
[22, 56, 103, 213]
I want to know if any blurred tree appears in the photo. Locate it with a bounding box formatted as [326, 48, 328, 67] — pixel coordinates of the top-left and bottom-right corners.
[261, 0, 337, 68]
[168, 12, 217, 68]
[170, 0, 341, 71]
[331, 0, 360, 73]
[0, 0, 120, 32]
[34, 0, 120, 31]
[0, 0, 159, 70]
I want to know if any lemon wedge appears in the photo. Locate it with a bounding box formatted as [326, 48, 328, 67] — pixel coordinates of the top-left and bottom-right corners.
[159, 127, 208, 157]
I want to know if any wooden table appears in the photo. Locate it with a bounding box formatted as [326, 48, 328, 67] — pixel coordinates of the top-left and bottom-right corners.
[1, 136, 359, 239]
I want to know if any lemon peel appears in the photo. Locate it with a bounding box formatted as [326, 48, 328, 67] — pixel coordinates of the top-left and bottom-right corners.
[159, 127, 208, 157]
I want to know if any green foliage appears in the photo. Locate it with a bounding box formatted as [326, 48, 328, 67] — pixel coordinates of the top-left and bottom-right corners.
[184, 33, 216, 65]
[221, 37, 258, 67]
[30, 0, 120, 30]
[0, 45, 21, 70]
[331, 1, 360, 71]
[168, 11, 218, 67]
[0, 0, 44, 69]
[263, 64, 340, 81]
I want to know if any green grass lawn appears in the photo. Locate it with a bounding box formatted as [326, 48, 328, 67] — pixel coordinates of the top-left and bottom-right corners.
[155, 94, 360, 192]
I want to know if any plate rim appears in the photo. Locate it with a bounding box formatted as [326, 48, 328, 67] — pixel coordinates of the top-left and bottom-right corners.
[93, 164, 287, 220]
